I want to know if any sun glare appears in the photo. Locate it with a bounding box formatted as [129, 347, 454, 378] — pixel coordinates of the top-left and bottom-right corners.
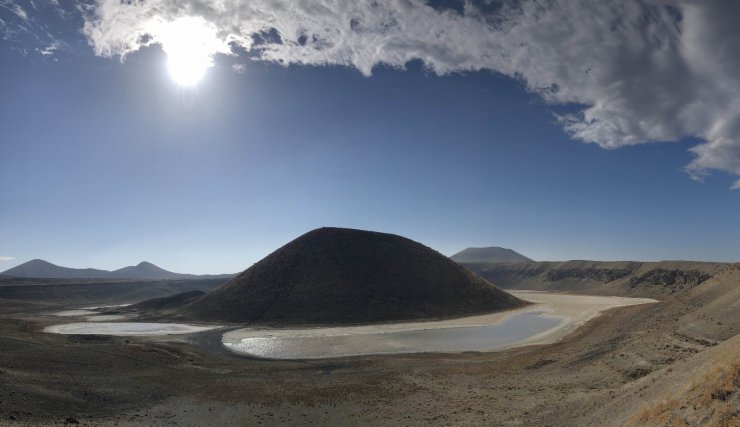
[156, 17, 220, 87]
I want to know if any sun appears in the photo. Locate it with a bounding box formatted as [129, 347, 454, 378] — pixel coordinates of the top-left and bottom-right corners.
[156, 17, 220, 87]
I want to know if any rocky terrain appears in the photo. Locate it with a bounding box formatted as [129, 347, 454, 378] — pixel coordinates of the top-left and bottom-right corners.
[463, 260, 728, 298]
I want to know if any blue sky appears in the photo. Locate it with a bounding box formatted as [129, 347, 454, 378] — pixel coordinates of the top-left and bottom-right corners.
[1, 1, 740, 273]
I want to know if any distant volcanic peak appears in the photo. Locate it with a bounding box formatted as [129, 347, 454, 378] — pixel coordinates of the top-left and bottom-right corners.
[181, 227, 527, 325]
[133, 261, 169, 273]
[0, 259, 217, 280]
[0, 259, 113, 279]
[23, 259, 58, 269]
[110, 262, 186, 280]
[451, 247, 534, 263]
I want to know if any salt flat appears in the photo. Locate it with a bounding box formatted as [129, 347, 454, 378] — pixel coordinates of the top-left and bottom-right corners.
[222, 290, 657, 359]
[44, 322, 218, 336]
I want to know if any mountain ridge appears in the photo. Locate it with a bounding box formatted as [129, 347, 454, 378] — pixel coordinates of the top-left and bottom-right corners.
[0, 259, 232, 281]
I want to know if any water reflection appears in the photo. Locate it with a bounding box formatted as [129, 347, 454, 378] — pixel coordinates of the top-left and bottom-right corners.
[225, 311, 562, 359]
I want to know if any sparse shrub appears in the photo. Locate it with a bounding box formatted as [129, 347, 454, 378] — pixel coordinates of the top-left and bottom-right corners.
[632, 398, 680, 425]
[693, 359, 739, 406]
[709, 401, 739, 427]
[628, 359, 739, 427]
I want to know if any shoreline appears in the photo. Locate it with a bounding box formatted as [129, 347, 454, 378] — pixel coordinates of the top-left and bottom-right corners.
[222, 290, 658, 357]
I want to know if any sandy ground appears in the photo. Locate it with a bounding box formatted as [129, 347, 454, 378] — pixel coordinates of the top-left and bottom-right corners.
[222, 291, 657, 357]
[506, 290, 658, 347]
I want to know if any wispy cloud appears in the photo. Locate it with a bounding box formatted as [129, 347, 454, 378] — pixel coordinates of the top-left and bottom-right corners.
[38, 42, 55, 55]
[0, 1, 28, 22]
[0, 256, 15, 262]
[0, 0, 71, 54]
[7, 0, 740, 188]
[11, 2, 27, 20]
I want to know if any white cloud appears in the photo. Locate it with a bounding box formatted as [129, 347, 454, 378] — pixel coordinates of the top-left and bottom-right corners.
[12, 3, 27, 20]
[0, 256, 15, 262]
[76, 0, 740, 188]
[0, 1, 28, 20]
[38, 41, 60, 56]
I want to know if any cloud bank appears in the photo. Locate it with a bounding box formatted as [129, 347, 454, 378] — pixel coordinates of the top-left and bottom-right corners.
[28, 0, 740, 188]
[0, 256, 15, 262]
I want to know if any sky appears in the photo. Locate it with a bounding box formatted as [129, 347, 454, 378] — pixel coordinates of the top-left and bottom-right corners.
[1, 0, 740, 274]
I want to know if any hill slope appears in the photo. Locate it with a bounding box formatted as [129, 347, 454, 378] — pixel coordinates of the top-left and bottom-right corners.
[451, 247, 533, 263]
[180, 227, 527, 325]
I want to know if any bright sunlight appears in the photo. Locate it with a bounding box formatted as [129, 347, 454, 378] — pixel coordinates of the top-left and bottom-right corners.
[155, 16, 220, 86]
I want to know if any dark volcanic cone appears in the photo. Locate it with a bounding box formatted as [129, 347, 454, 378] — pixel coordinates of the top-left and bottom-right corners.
[180, 227, 528, 325]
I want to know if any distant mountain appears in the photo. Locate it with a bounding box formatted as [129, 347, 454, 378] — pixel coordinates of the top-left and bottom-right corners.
[450, 247, 534, 263]
[111, 261, 192, 280]
[1, 259, 114, 279]
[0, 259, 232, 281]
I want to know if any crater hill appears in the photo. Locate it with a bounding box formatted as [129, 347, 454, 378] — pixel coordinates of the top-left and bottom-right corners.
[169, 227, 527, 325]
[451, 247, 534, 263]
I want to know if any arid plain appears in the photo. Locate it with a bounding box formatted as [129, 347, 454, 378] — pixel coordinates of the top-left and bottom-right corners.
[0, 254, 737, 426]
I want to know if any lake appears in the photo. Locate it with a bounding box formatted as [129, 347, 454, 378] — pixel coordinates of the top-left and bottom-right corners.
[224, 311, 562, 359]
[222, 291, 657, 359]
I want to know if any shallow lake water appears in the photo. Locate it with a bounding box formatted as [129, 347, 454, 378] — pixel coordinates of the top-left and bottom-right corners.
[85, 315, 127, 322]
[224, 311, 562, 359]
[44, 322, 217, 336]
[53, 309, 99, 317]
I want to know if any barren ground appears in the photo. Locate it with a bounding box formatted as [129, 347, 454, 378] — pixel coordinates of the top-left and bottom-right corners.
[0, 266, 737, 426]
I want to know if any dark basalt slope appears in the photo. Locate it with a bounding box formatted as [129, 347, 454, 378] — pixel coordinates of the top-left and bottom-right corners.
[130, 290, 207, 311]
[180, 227, 527, 325]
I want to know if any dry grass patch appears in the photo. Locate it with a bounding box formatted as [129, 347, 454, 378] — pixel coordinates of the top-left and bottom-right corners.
[628, 358, 739, 427]
[693, 359, 740, 406]
[630, 398, 681, 426]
